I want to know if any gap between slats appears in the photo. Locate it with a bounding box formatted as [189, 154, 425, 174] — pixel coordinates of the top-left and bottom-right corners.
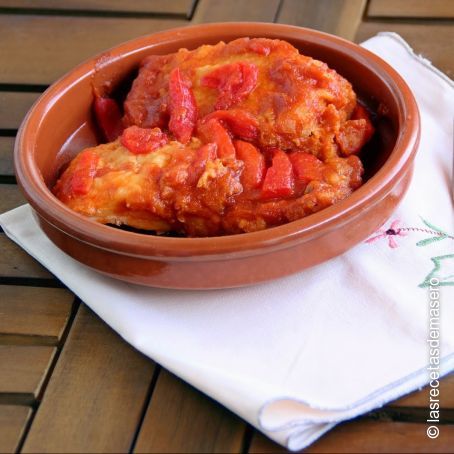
[128, 365, 162, 453]
[0, 393, 37, 407]
[367, 0, 454, 20]
[0, 7, 189, 19]
[0, 277, 64, 287]
[0, 296, 78, 408]
[0, 334, 60, 347]
[0, 405, 32, 454]
[11, 300, 80, 453]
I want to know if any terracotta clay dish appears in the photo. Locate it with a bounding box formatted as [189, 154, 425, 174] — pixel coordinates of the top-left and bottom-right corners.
[15, 23, 420, 289]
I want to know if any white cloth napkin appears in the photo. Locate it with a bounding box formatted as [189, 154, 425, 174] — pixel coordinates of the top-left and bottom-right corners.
[1, 33, 453, 451]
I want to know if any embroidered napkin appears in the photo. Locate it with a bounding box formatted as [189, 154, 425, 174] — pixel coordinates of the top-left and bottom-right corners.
[1, 33, 453, 451]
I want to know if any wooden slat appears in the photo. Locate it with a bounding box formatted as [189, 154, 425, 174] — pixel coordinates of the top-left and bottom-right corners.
[277, 0, 367, 41]
[389, 372, 454, 408]
[22, 304, 155, 453]
[249, 421, 454, 453]
[0, 137, 15, 176]
[0, 92, 40, 130]
[134, 370, 246, 453]
[248, 432, 286, 453]
[0, 0, 194, 16]
[0, 184, 26, 214]
[0, 285, 73, 345]
[0, 15, 185, 85]
[368, 0, 454, 19]
[0, 234, 54, 280]
[355, 22, 454, 78]
[0, 405, 31, 453]
[0, 345, 56, 404]
[192, 0, 280, 23]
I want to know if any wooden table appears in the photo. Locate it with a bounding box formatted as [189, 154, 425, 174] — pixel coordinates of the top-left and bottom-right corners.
[1, 1, 453, 452]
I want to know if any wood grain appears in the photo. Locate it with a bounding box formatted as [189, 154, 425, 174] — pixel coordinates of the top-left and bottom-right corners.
[0, 285, 73, 344]
[0, 92, 40, 130]
[0, 405, 31, 453]
[22, 304, 155, 453]
[277, 0, 367, 40]
[389, 372, 454, 408]
[0, 184, 26, 214]
[355, 22, 454, 78]
[250, 421, 454, 453]
[0, 137, 15, 176]
[134, 369, 246, 453]
[368, 0, 454, 18]
[0, 15, 185, 84]
[0, 345, 56, 404]
[0, 234, 54, 279]
[192, 0, 280, 23]
[0, 0, 194, 16]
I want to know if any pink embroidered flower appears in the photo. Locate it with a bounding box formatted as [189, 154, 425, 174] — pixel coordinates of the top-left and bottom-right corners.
[365, 219, 408, 248]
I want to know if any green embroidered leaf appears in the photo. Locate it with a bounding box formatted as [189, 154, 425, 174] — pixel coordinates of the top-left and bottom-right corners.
[419, 254, 454, 287]
[416, 235, 447, 247]
[420, 217, 449, 236]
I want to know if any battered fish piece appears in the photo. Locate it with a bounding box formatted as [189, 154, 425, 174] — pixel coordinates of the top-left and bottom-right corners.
[124, 37, 358, 159]
[54, 38, 373, 237]
[53, 126, 363, 236]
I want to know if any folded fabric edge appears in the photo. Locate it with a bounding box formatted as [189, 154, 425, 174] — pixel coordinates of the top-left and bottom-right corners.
[259, 353, 454, 425]
[259, 354, 454, 451]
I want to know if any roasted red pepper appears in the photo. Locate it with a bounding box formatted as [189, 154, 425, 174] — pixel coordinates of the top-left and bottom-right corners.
[198, 119, 236, 159]
[93, 96, 124, 142]
[234, 140, 265, 190]
[261, 149, 294, 199]
[289, 152, 324, 184]
[351, 104, 373, 122]
[187, 143, 218, 185]
[336, 104, 375, 156]
[248, 40, 271, 56]
[67, 149, 99, 196]
[168, 67, 197, 144]
[196, 142, 217, 163]
[201, 61, 258, 110]
[202, 109, 259, 141]
[120, 125, 168, 155]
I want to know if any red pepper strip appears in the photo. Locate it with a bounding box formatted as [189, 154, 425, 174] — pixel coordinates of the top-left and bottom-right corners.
[168, 67, 197, 144]
[234, 140, 265, 190]
[352, 105, 375, 142]
[248, 40, 271, 56]
[202, 109, 259, 141]
[198, 118, 236, 159]
[351, 104, 372, 122]
[195, 142, 217, 164]
[336, 104, 375, 156]
[93, 96, 124, 142]
[353, 104, 375, 140]
[120, 125, 168, 155]
[288, 152, 324, 185]
[261, 149, 294, 199]
[188, 142, 218, 184]
[201, 61, 258, 110]
[68, 149, 99, 196]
